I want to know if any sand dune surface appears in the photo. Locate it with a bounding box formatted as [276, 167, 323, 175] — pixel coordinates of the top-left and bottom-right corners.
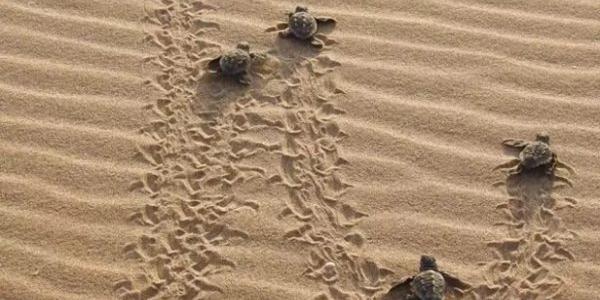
[1, 0, 599, 299]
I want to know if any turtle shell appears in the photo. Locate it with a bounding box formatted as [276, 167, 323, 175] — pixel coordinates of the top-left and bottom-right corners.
[519, 141, 553, 169]
[219, 48, 251, 75]
[289, 11, 318, 39]
[411, 270, 445, 300]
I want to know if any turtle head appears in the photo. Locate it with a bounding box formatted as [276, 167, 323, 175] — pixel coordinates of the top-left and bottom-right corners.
[419, 255, 439, 272]
[295, 5, 309, 13]
[535, 132, 550, 144]
[236, 42, 250, 52]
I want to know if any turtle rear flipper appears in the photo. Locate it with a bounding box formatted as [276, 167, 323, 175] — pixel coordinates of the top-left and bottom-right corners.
[266, 22, 289, 33]
[314, 33, 337, 47]
[207, 56, 222, 73]
[553, 175, 573, 188]
[382, 277, 415, 300]
[554, 159, 576, 175]
[310, 36, 325, 49]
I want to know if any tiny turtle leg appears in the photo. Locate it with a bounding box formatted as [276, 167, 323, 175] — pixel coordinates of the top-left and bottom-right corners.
[507, 164, 523, 175]
[545, 163, 556, 176]
[266, 22, 289, 33]
[553, 175, 573, 188]
[310, 36, 325, 49]
[492, 181, 506, 188]
[316, 17, 337, 26]
[555, 159, 576, 175]
[279, 29, 293, 39]
[238, 73, 251, 85]
[563, 197, 578, 205]
[249, 52, 266, 60]
[502, 139, 529, 149]
[315, 33, 337, 46]
[554, 198, 577, 210]
[492, 158, 520, 172]
[552, 183, 570, 191]
[207, 56, 222, 73]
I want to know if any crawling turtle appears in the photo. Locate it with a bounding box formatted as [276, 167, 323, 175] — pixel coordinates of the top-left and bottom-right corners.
[493, 132, 575, 186]
[266, 6, 336, 49]
[207, 42, 258, 85]
[382, 256, 471, 300]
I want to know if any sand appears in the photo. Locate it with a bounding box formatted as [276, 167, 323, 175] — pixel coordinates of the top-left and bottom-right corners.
[1, 0, 599, 299]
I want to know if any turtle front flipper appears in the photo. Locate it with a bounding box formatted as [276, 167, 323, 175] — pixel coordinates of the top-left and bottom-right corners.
[249, 52, 267, 61]
[316, 16, 337, 26]
[492, 158, 520, 172]
[440, 271, 472, 294]
[502, 139, 529, 149]
[207, 56, 222, 73]
[266, 22, 289, 33]
[381, 277, 414, 300]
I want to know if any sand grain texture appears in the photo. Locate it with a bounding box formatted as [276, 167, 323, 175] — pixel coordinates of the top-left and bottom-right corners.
[1, 0, 599, 299]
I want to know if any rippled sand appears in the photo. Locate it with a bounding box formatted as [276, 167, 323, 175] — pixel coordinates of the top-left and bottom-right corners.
[1, 0, 599, 299]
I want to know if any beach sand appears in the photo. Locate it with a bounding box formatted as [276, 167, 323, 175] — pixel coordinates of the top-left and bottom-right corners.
[1, 0, 599, 299]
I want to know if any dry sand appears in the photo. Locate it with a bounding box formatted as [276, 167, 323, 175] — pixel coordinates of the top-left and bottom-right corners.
[1, 0, 599, 299]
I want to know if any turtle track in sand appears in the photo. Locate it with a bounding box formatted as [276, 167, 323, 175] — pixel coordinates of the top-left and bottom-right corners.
[251, 25, 394, 300]
[468, 140, 578, 299]
[114, 1, 390, 299]
[114, 1, 275, 298]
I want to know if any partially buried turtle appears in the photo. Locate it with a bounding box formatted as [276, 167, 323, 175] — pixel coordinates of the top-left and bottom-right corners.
[382, 256, 471, 300]
[266, 6, 336, 49]
[493, 132, 575, 186]
[207, 42, 259, 85]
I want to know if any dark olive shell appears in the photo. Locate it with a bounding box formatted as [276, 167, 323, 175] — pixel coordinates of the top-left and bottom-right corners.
[411, 270, 445, 300]
[519, 141, 553, 169]
[289, 11, 318, 39]
[219, 49, 251, 75]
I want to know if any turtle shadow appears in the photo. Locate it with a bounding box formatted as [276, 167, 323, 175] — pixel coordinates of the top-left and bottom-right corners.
[500, 164, 578, 224]
[505, 169, 553, 207]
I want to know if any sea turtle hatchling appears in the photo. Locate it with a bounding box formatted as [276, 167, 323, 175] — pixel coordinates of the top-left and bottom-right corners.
[207, 42, 259, 85]
[492, 132, 575, 186]
[266, 6, 336, 49]
[382, 256, 471, 300]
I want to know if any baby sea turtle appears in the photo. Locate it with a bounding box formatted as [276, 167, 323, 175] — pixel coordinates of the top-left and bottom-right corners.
[266, 6, 336, 49]
[382, 256, 471, 300]
[207, 42, 258, 85]
[493, 132, 575, 186]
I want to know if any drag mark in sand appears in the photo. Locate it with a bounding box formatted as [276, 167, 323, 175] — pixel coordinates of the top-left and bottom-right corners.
[469, 133, 578, 299]
[114, 1, 274, 298]
[250, 32, 393, 298]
